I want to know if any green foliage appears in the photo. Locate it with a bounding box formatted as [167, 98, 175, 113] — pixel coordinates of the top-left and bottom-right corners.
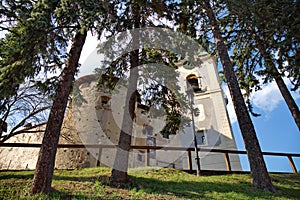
[224, 0, 300, 91]
[0, 0, 68, 103]
[0, 0, 111, 113]
[166, 1, 213, 55]
[92, 1, 193, 139]
[95, 46, 190, 138]
[54, 0, 109, 33]
[0, 167, 299, 199]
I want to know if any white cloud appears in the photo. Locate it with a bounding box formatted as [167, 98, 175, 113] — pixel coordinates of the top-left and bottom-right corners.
[223, 77, 300, 124]
[251, 81, 282, 112]
[252, 78, 300, 112]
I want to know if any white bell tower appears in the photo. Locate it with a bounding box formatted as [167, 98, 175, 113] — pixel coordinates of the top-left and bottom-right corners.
[177, 55, 242, 171]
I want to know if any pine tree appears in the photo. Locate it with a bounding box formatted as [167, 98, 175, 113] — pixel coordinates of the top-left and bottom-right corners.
[30, 0, 110, 193]
[224, 0, 300, 131]
[30, 29, 87, 194]
[202, 0, 277, 193]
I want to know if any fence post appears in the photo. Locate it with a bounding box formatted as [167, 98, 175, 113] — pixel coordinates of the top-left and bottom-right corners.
[146, 149, 150, 166]
[187, 149, 193, 172]
[224, 152, 232, 172]
[287, 155, 298, 174]
[96, 147, 102, 167]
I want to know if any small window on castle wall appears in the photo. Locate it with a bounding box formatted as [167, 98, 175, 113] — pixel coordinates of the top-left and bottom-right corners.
[143, 125, 153, 135]
[196, 130, 206, 145]
[138, 154, 143, 162]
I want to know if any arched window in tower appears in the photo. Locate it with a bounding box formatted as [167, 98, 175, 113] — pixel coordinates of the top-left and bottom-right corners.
[101, 95, 110, 105]
[186, 74, 202, 92]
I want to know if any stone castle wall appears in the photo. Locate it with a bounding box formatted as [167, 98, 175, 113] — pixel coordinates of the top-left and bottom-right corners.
[0, 108, 92, 170]
[0, 56, 242, 171]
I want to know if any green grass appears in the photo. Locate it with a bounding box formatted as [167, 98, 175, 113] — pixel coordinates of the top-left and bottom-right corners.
[0, 166, 299, 199]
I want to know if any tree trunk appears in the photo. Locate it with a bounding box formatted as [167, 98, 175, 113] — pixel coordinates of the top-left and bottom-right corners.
[30, 30, 87, 194]
[111, 2, 140, 184]
[111, 50, 139, 183]
[273, 74, 300, 131]
[202, 0, 277, 193]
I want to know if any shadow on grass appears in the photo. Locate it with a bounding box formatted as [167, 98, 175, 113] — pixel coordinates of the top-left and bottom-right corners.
[0, 172, 109, 183]
[128, 175, 300, 199]
[52, 174, 111, 183]
[272, 173, 300, 186]
[0, 172, 34, 180]
[45, 188, 106, 200]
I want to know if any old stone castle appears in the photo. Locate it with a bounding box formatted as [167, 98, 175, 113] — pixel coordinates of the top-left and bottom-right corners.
[0, 54, 241, 171]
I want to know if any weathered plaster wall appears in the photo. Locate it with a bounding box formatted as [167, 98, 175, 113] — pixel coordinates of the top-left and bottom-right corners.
[0, 56, 242, 171]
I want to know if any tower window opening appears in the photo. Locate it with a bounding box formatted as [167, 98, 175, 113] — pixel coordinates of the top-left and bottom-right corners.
[186, 74, 202, 92]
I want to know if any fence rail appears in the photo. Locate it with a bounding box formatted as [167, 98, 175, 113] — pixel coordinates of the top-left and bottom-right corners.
[0, 143, 299, 173]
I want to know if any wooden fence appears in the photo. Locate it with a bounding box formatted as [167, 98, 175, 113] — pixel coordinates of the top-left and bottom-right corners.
[0, 143, 299, 173]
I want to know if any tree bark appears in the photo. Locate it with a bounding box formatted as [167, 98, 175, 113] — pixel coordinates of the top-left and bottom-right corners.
[30, 30, 87, 194]
[110, 2, 140, 184]
[111, 50, 139, 183]
[273, 74, 300, 131]
[203, 0, 277, 193]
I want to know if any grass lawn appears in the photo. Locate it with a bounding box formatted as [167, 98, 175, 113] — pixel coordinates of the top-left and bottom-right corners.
[0, 166, 299, 199]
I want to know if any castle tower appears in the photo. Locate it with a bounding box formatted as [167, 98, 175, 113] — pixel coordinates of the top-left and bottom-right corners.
[176, 55, 242, 170]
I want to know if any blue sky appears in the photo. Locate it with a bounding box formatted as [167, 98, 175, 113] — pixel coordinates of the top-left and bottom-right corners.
[224, 81, 300, 173]
[79, 32, 300, 173]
